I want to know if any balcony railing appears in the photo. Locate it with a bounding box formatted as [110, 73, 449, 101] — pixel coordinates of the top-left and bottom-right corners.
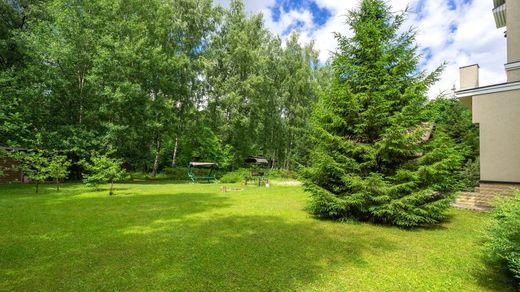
[493, 2, 506, 28]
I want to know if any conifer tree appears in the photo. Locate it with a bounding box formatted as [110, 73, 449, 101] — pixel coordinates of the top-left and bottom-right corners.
[303, 0, 463, 227]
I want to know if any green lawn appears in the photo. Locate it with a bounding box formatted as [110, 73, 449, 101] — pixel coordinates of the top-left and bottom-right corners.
[0, 182, 514, 291]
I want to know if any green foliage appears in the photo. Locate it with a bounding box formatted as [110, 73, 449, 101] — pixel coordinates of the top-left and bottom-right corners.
[1, 0, 320, 173]
[219, 168, 297, 183]
[427, 97, 479, 191]
[219, 172, 242, 183]
[162, 167, 189, 180]
[0, 148, 6, 177]
[303, 0, 462, 227]
[205, 1, 320, 167]
[427, 97, 479, 157]
[188, 125, 234, 169]
[220, 169, 249, 183]
[128, 171, 162, 181]
[81, 153, 128, 195]
[267, 169, 297, 179]
[13, 149, 50, 192]
[457, 158, 480, 192]
[3, 147, 71, 190]
[47, 154, 71, 191]
[485, 194, 520, 284]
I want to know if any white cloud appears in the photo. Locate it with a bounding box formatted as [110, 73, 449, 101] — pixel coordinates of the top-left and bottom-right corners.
[263, 8, 315, 37]
[407, 0, 506, 97]
[213, 0, 275, 14]
[219, 0, 507, 98]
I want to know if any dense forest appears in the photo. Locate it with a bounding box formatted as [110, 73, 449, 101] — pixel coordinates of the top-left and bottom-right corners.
[1, 0, 324, 176]
[1, 0, 477, 183]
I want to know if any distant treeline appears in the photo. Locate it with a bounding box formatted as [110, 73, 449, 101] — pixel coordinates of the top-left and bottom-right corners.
[0, 0, 327, 176]
[0, 0, 477, 181]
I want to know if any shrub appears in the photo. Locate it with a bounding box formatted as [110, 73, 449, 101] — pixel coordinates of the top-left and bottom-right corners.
[457, 158, 480, 192]
[220, 172, 242, 183]
[268, 169, 297, 179]
[81, 153, 128, 195]
[47, 154, 71, 191]
[485, 193, 520, 283]
[13, 149, 50, 193]
[163, 166, 189, 180]
[220, 169, 249, 183]
[0, 148, 6, 177]
[129, 172, 150, 180]
[128, 167, 189, 181]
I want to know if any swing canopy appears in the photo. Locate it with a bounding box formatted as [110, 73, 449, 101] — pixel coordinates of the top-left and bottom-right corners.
[244, 156, 268, 165]
[188, 162, 217, 182]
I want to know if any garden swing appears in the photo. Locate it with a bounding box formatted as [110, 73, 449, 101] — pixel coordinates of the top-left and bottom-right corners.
[188, 162, 217, 182]
[244, 156, 269, 186]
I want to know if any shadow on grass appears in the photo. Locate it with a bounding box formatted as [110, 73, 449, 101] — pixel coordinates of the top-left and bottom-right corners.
[124, 179, 194, 185]
[471, 238, 517, 291]
[4, 185, 511, 290]
[473, 261, 516, 291]
[0, 182, 95, 198]
[0, 182, 201, 204]
[1, 193, 398, 291]
[308, 211, 452, 232]
[106, 215, 398, 291]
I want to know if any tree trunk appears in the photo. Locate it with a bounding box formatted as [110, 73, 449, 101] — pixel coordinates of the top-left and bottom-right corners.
[284, 147, 290, 170]
[152, 136, 161, 177]
[56, 177, 59, 191]
[171, 136, 178, 167]
[109, 181, 114, 196]
[35, 181, 39, 193]
[78, 71, 85, 125]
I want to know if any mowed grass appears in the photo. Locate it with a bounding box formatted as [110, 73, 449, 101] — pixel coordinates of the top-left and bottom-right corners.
[0, 182, 514, 291]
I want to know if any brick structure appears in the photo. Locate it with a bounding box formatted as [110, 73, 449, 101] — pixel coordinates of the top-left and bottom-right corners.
[454, 183, 519, 211]
[0, 157, 24, 183]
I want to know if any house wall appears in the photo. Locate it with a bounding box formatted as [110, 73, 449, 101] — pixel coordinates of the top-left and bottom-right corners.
[506, 0, 520, 63]
[472, 88, 520, 182]
[507, 68, 520, 82]
[506, 0, 520, 82]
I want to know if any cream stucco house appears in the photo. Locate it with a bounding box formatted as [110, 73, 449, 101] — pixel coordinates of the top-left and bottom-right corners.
[455, 0, 520, 209]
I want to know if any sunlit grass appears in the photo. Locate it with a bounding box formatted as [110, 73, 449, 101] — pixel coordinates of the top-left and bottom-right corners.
[0, 182, 514, 291]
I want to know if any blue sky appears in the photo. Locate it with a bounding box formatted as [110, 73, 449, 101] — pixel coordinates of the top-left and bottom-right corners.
[217, 0, 506, 97]
[270, 0, 332, 28]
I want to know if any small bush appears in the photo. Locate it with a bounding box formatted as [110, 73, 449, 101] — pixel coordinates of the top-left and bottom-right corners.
[129, 172, 150, 180]
[163, 167, 189, 180]
[268, 169, 297, 179]
[220, 169, 249, 183]
[220, 172, 242, 183]
[458, 158, 479, 191]
[485, 193, 520, 283]
[81, 153, 127, 195]
[128, 167, 189, 181]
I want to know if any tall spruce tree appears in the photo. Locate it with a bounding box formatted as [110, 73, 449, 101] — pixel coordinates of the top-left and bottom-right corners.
[303, 0, 463, 227]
